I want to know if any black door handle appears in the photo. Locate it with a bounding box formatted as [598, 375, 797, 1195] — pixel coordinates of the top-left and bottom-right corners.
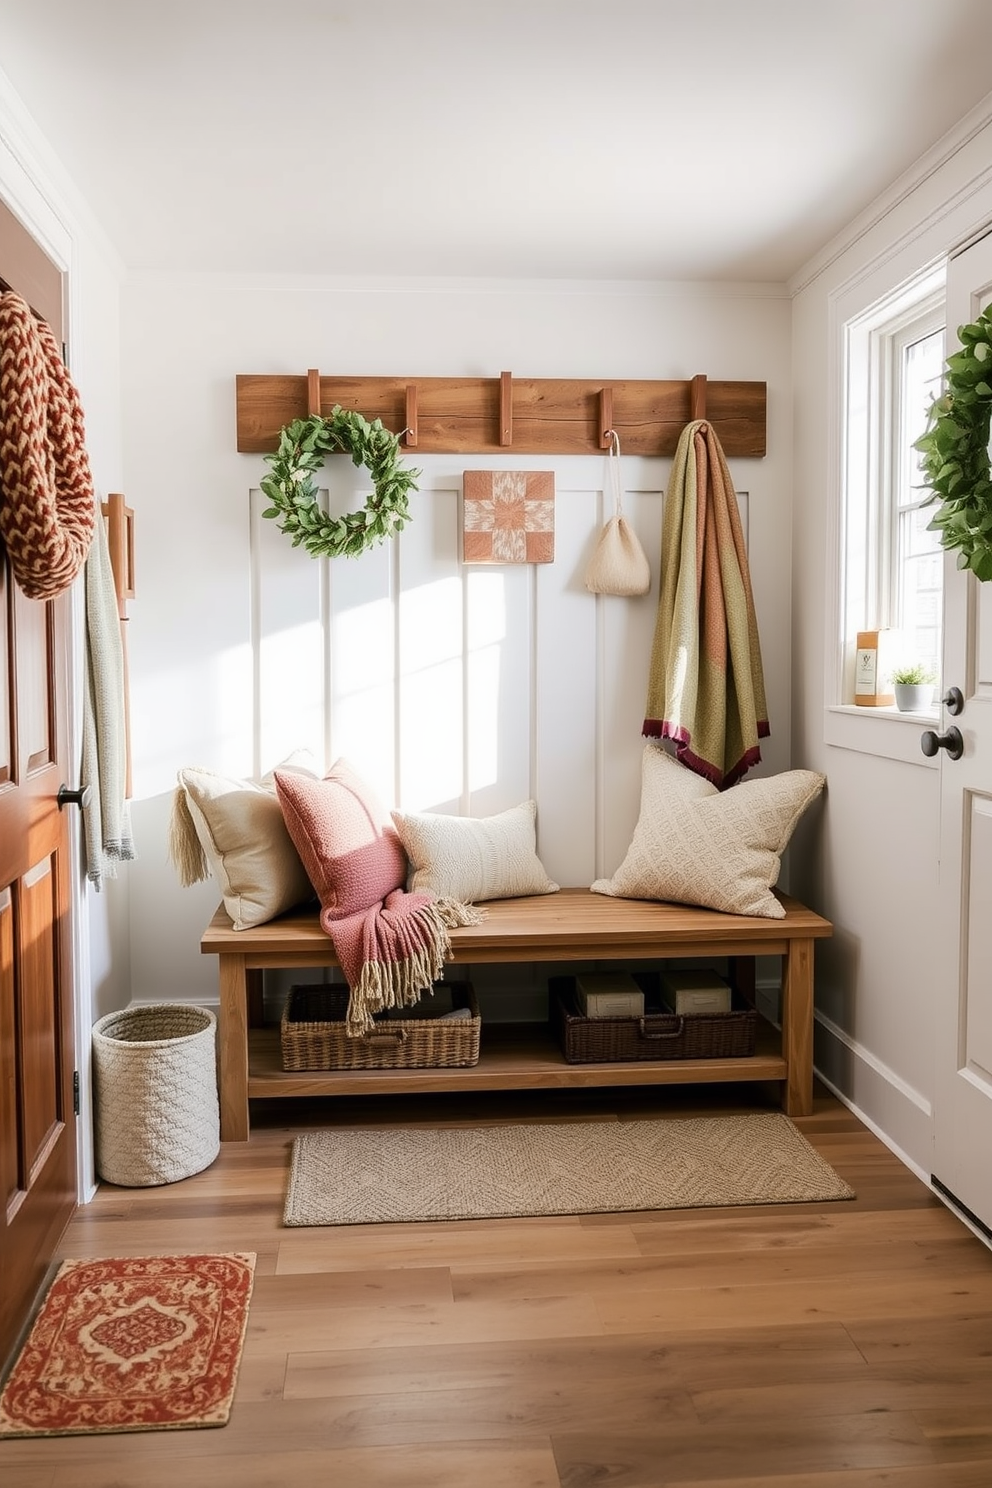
[57, 784, 92, 809]
[920, 727, 964, 761]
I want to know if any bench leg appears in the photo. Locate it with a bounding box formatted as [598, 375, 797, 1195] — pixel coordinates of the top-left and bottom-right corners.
[218, 953, 250, 1141]
[729, 955, 756, 1005]
[781, 937, 814, 1118]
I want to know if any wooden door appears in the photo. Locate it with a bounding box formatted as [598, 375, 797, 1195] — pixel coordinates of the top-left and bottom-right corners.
[931, 229, 992, 1236]
[0, 562, 77, 1366]
[0, 212, 77, 1368]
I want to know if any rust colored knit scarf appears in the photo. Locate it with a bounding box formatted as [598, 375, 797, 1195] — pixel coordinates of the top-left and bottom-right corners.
[0, 291, 95, 599]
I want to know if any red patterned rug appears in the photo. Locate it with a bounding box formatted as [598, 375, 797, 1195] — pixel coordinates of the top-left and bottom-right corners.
[0, 1252, 255, 1438]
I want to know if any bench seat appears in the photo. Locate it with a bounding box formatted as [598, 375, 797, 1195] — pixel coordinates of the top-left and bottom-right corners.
[201, 887, 832, 1140]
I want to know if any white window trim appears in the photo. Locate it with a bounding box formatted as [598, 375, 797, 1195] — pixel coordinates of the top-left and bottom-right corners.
[825, 260, 945, 767]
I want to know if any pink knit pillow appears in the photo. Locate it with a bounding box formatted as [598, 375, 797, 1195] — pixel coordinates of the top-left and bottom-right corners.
[274, 759, 408, 921]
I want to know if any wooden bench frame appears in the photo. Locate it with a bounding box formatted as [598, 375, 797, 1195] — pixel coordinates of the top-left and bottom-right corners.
[201, 888, 832, 1141]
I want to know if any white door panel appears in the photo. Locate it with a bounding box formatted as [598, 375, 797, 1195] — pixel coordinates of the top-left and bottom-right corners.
[932, 230, 992, 1233]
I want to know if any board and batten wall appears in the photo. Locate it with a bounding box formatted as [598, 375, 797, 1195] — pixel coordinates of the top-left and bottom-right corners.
[119, 275, 794, 1016]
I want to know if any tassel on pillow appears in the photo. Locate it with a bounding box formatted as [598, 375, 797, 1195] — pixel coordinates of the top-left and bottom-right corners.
[168, 785, 208, 887]
[165, 754, 321, 929]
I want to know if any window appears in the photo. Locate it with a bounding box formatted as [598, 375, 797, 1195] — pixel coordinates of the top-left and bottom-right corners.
[890, 316, 944, 682]
[841, 265, 945, 705]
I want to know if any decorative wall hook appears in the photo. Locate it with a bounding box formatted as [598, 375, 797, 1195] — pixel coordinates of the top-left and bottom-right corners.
[500, 370, 513, 447]
[404, 385, 418, 448]
[307, 367, 321, 418]
[599, 388, 614, 449]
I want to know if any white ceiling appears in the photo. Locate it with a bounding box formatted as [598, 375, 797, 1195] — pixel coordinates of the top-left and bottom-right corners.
[2, 0, 992, 284]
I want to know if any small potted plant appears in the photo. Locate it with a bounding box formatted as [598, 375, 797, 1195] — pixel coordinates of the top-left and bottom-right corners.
[891, 663, 936, 712]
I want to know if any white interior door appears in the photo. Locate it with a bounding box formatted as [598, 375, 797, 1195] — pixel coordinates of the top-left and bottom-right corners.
[931, 228, 992, 1236]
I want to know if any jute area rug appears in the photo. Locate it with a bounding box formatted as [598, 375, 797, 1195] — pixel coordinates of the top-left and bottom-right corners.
[284, 1112, 854, 1227]
[0, 1252, 255, 1438]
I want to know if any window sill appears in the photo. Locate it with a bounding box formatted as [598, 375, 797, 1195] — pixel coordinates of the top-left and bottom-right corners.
[824, 704, 939, 767]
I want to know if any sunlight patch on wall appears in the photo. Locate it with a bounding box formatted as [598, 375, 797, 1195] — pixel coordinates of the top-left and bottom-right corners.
[330, 593, 395, 795]
[258, 619, 324, 770]
[131, 642, 254, 798]
[466, 570, 507, 795]
[398, 575, 465, 810]
[332, 595, 394, 694]
[242, 542, 515, 813]
[399, 655, 464, 811]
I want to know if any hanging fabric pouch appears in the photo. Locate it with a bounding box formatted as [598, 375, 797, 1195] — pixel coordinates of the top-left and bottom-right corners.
[583, 431, 651, 595]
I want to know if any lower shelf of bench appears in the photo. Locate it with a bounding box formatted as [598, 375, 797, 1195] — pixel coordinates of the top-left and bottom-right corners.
[246, 1020, 787, 1099]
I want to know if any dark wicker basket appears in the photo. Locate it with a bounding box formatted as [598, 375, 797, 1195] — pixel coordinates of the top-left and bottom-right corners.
[280, 982, 480, 1071]
[551, 976, 756, 1064]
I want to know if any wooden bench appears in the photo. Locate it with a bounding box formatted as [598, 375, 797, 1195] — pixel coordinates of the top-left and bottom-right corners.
[201, 888, 832, 1141]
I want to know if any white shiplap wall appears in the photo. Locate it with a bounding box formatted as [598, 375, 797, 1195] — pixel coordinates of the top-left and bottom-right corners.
[243, 455, 754, 1022]
[248, 454, 667, 891]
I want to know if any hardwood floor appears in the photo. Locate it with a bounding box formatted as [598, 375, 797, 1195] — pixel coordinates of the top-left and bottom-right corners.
[2, 1083, 992, 1487]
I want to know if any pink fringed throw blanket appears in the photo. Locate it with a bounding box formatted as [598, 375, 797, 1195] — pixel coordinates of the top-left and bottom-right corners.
[275, 761, 481, 1035]
[643, 420, 769, 789]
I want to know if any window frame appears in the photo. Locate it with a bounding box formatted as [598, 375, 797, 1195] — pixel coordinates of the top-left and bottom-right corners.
[884, 301, 945, 676]
[830, 264, 945, 753]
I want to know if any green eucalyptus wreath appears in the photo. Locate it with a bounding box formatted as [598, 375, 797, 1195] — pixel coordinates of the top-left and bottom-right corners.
[915, 305, 992, 582]
[260, 407, 420, 559]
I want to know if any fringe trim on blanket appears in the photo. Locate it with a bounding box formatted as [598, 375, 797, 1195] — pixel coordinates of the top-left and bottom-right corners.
[435, 896, 487, 929]
[167, 785, 209, 886]
[343, 897, 485, 1036]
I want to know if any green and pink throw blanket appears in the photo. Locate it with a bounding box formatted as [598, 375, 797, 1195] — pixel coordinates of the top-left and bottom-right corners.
[275, 761, 481, 1035]
[643, 419, 768, 789]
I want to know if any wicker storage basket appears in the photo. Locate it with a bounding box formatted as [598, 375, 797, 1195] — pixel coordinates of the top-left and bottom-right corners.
[551, 976, 757, 1064]
[281, 982, 480, 1071]
[91, 1003, 220, 1186]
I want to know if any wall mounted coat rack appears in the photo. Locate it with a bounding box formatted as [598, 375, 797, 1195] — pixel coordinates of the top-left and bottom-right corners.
[100, 491, 135, 799]
[235, 370, 766, 458]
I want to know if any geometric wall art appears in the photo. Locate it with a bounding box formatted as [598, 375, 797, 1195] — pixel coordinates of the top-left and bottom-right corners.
[462, 470, 555, 564]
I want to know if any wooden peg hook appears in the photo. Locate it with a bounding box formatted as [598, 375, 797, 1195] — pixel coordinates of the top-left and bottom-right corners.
[690, 374, 708, 422]
[404, 385, 418, 448]
[500, 370, 513, 447]
[307, 368, 322, 418]
[599, 388, 614, 449]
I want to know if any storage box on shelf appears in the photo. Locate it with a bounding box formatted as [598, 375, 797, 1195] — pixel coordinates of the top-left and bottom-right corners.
[551, 973, 756, 1064]
[281, 981, 480, 1071]
[660, 968, 733, 1015]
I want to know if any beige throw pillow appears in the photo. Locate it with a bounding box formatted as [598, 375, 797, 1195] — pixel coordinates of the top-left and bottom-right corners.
[175, 750, 319, 930]
[391, 800, 559, 903]
[591, 745, 825, 919]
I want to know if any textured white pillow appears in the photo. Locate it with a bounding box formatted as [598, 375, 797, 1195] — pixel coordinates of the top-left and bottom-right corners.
[591, 745, 825, 919]
[177, 750, 320, 929]
[391, 800, 559, 903]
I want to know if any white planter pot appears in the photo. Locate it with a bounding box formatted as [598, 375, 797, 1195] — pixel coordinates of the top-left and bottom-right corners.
[893, 682, 934, 712]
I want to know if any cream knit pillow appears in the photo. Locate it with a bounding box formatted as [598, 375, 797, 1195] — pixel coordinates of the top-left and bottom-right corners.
[592, 745, 825, 919]
[391, 800, 559, 903]
[172, 750, 320, 929]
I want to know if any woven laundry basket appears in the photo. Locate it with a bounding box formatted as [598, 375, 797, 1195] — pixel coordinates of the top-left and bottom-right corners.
[91, 1003, 220, 1186]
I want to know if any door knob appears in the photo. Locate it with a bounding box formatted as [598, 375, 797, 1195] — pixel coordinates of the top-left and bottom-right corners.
[920, 726, 964, 761]
[57, 784, 92, 809]
[942, 686, 964, 716]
